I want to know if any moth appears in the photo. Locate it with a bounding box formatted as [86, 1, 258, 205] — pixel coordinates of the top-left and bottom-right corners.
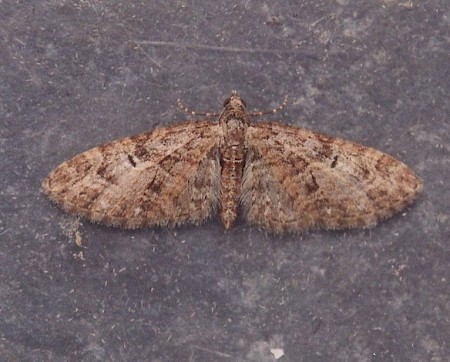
[43, 91, 422, 233]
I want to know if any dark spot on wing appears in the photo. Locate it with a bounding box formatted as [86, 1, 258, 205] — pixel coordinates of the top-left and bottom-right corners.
[127, 154, 137, 167]
[331, 156, 338, 168]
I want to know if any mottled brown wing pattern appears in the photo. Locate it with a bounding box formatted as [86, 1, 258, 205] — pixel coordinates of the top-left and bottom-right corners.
[242, 122, 423, 233]
[43, 92, 423, 233]
[43, 121, 221, 228]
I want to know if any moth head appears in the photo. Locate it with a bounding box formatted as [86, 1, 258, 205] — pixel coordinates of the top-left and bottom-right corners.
[223, 91, 247, 109]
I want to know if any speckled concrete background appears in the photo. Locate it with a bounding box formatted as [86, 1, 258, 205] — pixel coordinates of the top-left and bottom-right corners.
[1, 1, 448, 361]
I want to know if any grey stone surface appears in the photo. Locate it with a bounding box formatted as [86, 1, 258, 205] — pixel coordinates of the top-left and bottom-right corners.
[1, 1, 448, 361]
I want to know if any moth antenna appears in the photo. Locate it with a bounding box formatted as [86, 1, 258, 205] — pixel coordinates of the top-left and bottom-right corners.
[248, 95, 288, 116]
[177, 98, 220, 117]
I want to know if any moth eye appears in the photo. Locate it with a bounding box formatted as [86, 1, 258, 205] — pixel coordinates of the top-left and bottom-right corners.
[241, 99, 247, 107]
[223, 97, 231, 107]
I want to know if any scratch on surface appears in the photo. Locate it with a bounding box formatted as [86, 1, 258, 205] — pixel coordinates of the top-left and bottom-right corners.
[134, 40, 312, 55]
[191, 345, 233, 358]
